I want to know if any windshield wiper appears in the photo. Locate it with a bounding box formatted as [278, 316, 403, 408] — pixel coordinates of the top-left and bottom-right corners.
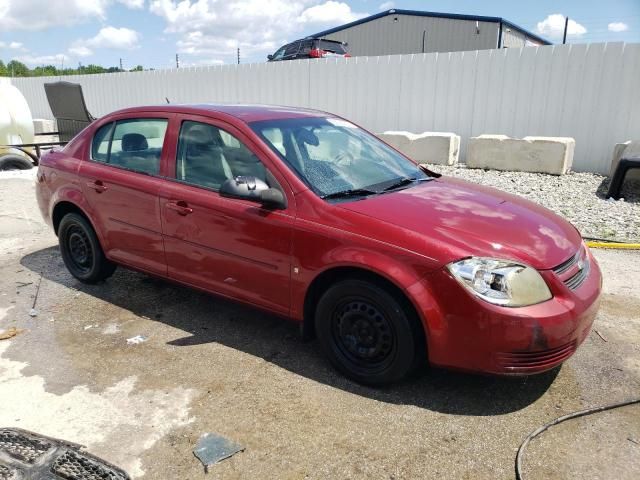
[321, 188, 379, 200]
[382, 176, 430, 192]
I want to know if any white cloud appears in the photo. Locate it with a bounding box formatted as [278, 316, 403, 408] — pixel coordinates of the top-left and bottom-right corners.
[0, 41, 24, 49]
[0, 0, 145, 30]
[117, 0, 144, 7]
[379, 1, 394, 10]
[15, 53, 70, 66]
[150, 0, 367, 60]
[69, 45, 94, 57]
[0, 0, 108, 30]
[68, 26, 140, 58]
[299, 1, 365, 25]
[87, 26, 140, 49]
[536, 13, 587, 39]
[608, 22, 629, 33]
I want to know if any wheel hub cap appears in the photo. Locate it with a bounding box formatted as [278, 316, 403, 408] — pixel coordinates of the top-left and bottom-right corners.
[335, 301, 393, 362]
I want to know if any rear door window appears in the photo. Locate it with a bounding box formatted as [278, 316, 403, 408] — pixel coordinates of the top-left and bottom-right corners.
[299, 40, 313, 55]
[103, 118, 168, 175]
[284, 42, 301, 58]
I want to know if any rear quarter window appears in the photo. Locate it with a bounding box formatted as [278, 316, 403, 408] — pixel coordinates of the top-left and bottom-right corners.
[316, 40, 347, 54]
[91, 122, 114, 162]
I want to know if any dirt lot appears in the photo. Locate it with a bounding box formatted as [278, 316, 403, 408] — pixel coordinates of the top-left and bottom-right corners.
[1, 171, 639, 479]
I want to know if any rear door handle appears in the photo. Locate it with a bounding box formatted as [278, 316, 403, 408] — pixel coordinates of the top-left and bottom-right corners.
[87, 180, 108, 193]
[166, 200, 193, 216]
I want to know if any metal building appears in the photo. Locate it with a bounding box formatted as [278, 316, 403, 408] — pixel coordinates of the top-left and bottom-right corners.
[312, 9, 551, 57]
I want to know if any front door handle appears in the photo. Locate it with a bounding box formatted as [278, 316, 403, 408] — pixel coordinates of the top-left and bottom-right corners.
[87, 180, 108, 193]
[166, 200, 193, 216]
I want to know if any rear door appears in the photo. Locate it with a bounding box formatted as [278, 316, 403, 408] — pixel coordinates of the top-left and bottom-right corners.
[78, 114, 173, 275]
[159, 114, 295, 314]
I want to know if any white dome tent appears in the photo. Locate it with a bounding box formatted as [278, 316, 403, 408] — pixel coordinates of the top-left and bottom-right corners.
[0, 82, 35, 170]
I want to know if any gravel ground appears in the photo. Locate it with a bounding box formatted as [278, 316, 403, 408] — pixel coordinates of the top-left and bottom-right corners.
[426, 164, 640, 243]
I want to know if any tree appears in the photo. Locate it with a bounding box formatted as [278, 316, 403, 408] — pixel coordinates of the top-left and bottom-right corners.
[32, 65, 59, 77]
[6, 60, 29, 77]
[0, 60, 145, 77]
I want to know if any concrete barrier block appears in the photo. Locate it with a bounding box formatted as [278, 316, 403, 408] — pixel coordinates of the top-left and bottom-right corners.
[610, 141, 640, 180]
[467, 135, 575, 175]
[378, 131, 460, 165]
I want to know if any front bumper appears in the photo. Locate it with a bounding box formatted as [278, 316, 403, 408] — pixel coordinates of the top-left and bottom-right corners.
[413, 247, 602, 375]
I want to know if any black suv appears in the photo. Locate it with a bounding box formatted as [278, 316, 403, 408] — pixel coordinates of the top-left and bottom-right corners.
[267, 38, 350, 61]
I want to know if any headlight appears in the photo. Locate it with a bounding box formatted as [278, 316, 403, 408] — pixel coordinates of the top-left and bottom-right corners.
[447, 257, 552, 307]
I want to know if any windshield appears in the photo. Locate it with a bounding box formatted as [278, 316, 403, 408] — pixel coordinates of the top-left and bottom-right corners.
[250, 117, 429, 199]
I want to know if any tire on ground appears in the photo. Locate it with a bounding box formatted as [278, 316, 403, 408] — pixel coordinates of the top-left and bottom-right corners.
[58, 212, 116, 283]
[314, 278, 424, 386]
[0, 154, 33, 170]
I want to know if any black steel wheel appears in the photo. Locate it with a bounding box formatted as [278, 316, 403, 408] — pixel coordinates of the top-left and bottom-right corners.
[315, 278, 424, 385]
[58, 213, 116, 283]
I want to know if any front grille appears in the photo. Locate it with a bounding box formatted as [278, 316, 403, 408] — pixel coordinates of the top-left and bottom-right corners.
[553, 251, 578, 275]
[553, 246, 590, 291]
[52, 451, 129, 480]
[0, 464, 15, 480]
[565, 261, 590, 290]
[0, 429, 129, 480]
[496, 341, 576, 371]
[0, 429, 51, 464]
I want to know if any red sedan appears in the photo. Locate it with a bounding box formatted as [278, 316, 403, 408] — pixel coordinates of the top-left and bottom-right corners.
[35, 104, 601, 385]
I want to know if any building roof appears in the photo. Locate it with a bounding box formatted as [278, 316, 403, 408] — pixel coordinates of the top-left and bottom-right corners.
[312, 9, 551, 46]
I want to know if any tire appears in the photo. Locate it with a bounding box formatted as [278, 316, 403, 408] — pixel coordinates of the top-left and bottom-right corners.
[315, 278, 424, 386]
[0, 154, 33, 170]
[58, 213, 116, 283]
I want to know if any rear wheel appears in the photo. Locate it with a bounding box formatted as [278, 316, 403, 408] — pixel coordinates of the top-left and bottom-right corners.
[0, 154, 33, 170]
[58, 213, 116, 283]
[315, 278, 423, 386]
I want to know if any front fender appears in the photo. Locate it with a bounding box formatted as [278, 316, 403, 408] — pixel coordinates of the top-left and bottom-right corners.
[290, 230, 438, 334]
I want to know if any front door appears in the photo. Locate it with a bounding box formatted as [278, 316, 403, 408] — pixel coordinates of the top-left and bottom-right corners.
[78, 115, 172, 275]
[159, 116, 294, 315]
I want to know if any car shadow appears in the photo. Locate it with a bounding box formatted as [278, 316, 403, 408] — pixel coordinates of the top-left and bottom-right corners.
[21, 246, 558, 416]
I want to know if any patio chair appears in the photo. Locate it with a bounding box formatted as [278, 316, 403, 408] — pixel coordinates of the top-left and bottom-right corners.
[44, 81, 95, 142]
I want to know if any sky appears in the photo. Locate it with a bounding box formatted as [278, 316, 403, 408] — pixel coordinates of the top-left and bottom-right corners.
[0, 0, 639, 70]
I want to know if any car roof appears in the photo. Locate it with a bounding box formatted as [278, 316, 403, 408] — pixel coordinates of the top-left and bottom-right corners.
[106, 104, 332, 123]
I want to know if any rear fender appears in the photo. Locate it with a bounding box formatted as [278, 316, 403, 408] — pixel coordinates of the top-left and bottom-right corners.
[50, 187, 109, 250]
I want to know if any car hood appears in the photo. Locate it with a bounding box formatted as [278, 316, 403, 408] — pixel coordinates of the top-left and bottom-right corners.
[338, 177, 581, 270]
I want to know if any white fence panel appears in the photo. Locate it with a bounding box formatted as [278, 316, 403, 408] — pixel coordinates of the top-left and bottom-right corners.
[7, 42, 640, 174]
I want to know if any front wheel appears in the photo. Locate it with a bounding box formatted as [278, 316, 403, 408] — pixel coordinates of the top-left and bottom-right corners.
[58, 213, 116, 283]
[315, 279, 423, 386]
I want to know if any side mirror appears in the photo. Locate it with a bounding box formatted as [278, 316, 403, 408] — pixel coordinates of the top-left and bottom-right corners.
[267, 54, 274, 60]
[259, 187, 287, 209]
[220, 176, 287, 209]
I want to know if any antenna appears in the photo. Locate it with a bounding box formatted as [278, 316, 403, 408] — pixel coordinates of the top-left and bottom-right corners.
[176, 54, 179, 69]
[165, 97, 170, 104]
[237, 48, 240, 65]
